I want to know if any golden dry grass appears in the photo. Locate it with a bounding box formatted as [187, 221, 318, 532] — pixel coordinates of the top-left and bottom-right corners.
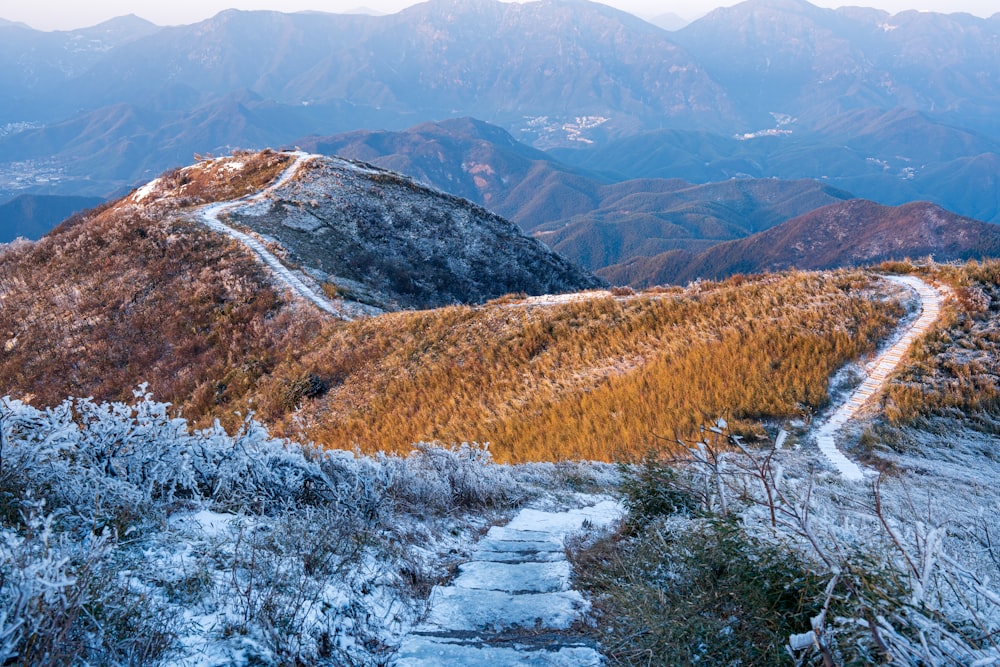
[0, 227, 904, 460]
[0, 148, 913, 461]
[253, 271, 902, 462]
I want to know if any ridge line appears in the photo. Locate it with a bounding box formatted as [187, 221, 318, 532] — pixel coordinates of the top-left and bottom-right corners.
[193, 151, 355, 321]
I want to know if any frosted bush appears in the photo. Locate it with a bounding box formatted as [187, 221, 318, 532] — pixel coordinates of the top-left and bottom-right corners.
[1, 388, 201, 530]
[386, 442, 523, 512]
[195, 416, 324, 512]
[693, 433, 1000, 664]
[0, 501, 175, 665]
[0, 389, 530, 666]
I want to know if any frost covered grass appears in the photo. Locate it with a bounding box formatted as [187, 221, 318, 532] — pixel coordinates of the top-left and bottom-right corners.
[570, 423, 1000, 665]
[0, 389, 530, 666]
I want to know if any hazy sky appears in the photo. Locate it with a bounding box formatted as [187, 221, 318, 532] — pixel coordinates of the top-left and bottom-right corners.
[1, 0, 996, 31]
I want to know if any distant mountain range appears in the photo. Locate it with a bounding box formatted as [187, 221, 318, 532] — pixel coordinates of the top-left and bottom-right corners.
[0, 194, 103, 242]
[3, 0, 999, 281]
[299, 118, 1000, 283]
[301, 119, 854, 269]
[6, 0, 998, 136]
[604, 200, 1000, 285]
[552, 106, 1000, 224]
[2, 1, 998, 197]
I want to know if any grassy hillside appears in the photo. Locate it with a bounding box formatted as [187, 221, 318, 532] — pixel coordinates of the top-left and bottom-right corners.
[254, 271, 902, 462]
[0, 149, 910, 463]
[0, 193, 903, 462]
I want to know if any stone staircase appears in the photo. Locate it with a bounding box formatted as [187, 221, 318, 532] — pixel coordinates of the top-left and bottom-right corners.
[394, 500, 620, 666]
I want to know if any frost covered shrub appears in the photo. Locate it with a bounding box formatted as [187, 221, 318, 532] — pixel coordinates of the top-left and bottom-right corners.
[0, 389, 201, 532]
[572, 516, 827, 666]
[619, 455, 698, 528]
[221, 505, 384, 665]
[0, 390, 531, 666]
[0, 503, 175, 666]
[0, 388, 385, 525]
[386, 443, 523, 513]
[316, 450, 395, 524]
[573, 426, 1000, 666]
[194, 417, 328, 512]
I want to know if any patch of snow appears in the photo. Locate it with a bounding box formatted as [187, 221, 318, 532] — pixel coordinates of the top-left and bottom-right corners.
[518, 290, 613, 307]
[132, 177, 162, 202]
[280, 209, 325, 233]
[173, 509, 238, 539]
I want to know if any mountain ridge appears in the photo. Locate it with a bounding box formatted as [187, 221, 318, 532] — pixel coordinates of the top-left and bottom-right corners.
[602, 199, 1000, 285]
[4, 0, 999, 227]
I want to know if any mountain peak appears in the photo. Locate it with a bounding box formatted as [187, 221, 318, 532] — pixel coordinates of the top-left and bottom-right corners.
[705, 0, 825, 18]
[131, 150, 603, 311]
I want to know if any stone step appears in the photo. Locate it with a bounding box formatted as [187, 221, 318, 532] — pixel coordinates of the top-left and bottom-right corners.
[420, 579, 589, 634]
[452, 560, 571, 594]
[475, 550, 565, 564]
[395, 636, 602, 667]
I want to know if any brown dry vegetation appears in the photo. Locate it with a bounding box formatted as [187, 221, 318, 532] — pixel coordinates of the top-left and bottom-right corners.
[882, 259, 1000, 429]
[1, 202, 903, 461]
[0, 151, 318, 429]
[151, 149, 293, 208]
[0, 205, 283, 418]
[0, 149, 911, 461]
[252, 271, 902, 462]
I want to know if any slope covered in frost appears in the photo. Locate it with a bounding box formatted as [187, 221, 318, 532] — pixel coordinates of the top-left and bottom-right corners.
[222, 154, 605, 310]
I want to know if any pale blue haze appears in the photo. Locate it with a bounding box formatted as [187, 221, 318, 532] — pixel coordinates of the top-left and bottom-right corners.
[0, 0, 996, 31]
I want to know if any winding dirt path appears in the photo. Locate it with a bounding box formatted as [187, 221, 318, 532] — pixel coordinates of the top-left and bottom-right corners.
[195, 152, 355, 320]
[814, 275, 945, 480]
